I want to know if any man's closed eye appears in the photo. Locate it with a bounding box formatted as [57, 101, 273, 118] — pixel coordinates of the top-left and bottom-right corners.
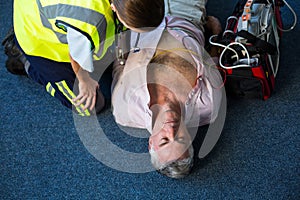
[159, 138, 169, 147]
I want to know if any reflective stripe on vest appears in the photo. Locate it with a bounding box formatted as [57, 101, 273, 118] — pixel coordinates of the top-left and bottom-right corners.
[56, 80, 91, 116]
[46, 82, 56, 97]
[14, 0, 115, 62]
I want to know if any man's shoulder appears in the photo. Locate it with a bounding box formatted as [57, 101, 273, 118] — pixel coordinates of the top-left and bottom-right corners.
[165, 16, 205, 46]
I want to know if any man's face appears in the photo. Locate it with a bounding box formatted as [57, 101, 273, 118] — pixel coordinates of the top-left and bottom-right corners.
[149, 109, 191, 164]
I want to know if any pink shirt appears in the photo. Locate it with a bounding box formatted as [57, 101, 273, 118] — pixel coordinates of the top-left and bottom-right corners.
[111, 16, 223, 133]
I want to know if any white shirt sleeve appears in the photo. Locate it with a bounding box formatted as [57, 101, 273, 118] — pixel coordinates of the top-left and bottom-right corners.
[66, 26, 94, 72]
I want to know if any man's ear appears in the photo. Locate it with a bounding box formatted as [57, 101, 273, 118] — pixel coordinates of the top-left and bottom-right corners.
[148, 137, 153, 150]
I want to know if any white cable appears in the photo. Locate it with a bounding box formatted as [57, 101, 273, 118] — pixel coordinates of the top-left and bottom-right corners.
[219, 42, 251, 69]
[208, 35, 239, 59]
[277, 0, 298, 32]
[208, 35, 251, 69]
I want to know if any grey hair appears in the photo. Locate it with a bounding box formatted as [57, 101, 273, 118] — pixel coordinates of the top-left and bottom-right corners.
[149, 145, 194, 179]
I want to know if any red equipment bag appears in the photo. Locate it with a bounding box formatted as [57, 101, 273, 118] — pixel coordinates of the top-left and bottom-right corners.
[210, 0, 291, 100]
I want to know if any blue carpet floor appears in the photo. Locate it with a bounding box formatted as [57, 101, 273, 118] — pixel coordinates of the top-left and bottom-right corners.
[1, 0, 299, 199]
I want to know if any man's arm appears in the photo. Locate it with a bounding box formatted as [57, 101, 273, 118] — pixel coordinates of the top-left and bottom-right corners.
[205, 16, 223, 57]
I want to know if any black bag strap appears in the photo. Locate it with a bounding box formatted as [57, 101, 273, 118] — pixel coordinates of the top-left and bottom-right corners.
[237, 30, 277, 55]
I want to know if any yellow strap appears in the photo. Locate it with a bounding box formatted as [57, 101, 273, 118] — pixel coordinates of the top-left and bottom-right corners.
[55, 80, 91, 116]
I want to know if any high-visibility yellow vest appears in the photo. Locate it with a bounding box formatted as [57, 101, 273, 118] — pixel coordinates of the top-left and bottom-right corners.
[14, 0, 115, 62]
